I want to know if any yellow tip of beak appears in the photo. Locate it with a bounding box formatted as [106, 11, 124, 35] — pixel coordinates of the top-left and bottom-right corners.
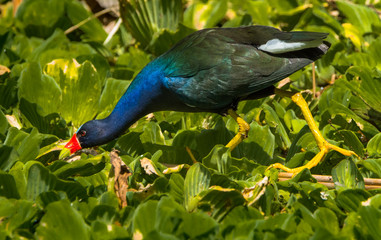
[59, 147, 72, 159]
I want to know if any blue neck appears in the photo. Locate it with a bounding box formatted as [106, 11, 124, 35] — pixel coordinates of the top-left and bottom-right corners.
[87, 58, 197, 146]
[97, 63, 165, 141]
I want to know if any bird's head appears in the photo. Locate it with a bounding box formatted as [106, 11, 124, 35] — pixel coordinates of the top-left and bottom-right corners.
[59, 120, 107, 158]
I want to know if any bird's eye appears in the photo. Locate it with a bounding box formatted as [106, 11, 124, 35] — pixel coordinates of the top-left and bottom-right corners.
[79, 130, 86, 137]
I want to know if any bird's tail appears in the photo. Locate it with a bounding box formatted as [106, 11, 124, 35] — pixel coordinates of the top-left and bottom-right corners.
[300, 40, 330, 62]
[268, 40, 331, 62]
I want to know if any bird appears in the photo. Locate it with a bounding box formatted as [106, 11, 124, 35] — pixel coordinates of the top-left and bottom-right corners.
[61, 25, 357, 175]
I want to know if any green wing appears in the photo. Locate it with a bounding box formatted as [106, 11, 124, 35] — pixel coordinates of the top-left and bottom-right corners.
[160, 26, 328, 110]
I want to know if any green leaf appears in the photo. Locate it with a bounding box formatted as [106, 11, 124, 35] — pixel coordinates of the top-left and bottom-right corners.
[195, 118, 231, 157]
[55, 179, 88, 201]
[332, 159, 364, 190]
[185, 0, 227, 29]
[44, 59, 102, 126]
[0, 173, 20, 198]
[202, 145, 231, 174]
[116, 47, 151, 77]
[312, 7, 344, 34]
[333, 130, 364, 157]
[37, 191, 66, 208]
[76, 54, 110, 84]
[313, 208, 339, 235]
[285, 125, 311, 164]
[168, 173, 184, 203]
[361, 159, 381, 178]
[97, 78, 130, 119]
[367, 37, 381, 68]
[272, 2, 311, 31]
[336, 189, 371, 212]
[184, 163, 211, 211]
[52, 155, 106, 179]
[90, 221, 130, 240]
[26, 162, 57, 201]
[243, 121, 275, 165]
[120, 0, 190, 55]
[318, 84, 352, 113]
[336, 0, 381, 34]
[286, 151, 315, 170]
[326, 100, 379, 138]
[181, 211, 218, 238]
[0, 109, 8, 136]
[66, 0, 107, 42]
[18, 62, 62, 116]
[366, 195, 381, 209]
[200, 187, 246, 221]
[91, 192, 117, 210]
[221, 205, 263, 229]
[132, 200, 158, 237]
[116, 132, 145, 157]
[131, 196, 217, 238]
[345, 66, 381, 113]
[242, 1, 271, 25]
[356, 206, 381, 240]
[263, 104, 291, 148]
[155, 197, 186, 236]
[0, 198, 37, 234]
[19, 98, 67, 138]
[36, 200, 91, 240]
[149, 24, 195, 56]
[172, 129, 199, 150]
[8, 162, 27, 199]
[140, 121, 166, 145]
[15, 0, 65, 38]
[87, 205, 117, 224]
[367, 133, 381, 158]
[0, 75, 18, 109]
[74, 170, 108, 191]
[0, 2, 13, 33]
[28, 30, 95, 66]
[0, 145, 17, 171]
[4, 128, 42, 163]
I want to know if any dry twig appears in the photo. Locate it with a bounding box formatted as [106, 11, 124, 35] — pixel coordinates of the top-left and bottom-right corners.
[64, 8, 114, 35]
[278, 172, 381, 190]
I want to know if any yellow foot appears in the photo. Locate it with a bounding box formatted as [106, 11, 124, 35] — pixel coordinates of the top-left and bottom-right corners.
[268, 141, 357, 175]
[225, 109, 250, 150]
[268, 89, 359, 176]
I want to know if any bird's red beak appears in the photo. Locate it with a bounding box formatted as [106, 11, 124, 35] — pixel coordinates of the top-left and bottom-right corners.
[64, 133, 82, 154]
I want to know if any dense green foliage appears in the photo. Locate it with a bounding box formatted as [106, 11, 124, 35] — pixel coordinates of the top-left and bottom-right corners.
[1, 0, 381, 239]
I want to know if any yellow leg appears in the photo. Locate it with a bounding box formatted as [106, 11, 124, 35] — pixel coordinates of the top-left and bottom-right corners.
[226, 109, 251, 150]
[268, 89, 358, 175]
